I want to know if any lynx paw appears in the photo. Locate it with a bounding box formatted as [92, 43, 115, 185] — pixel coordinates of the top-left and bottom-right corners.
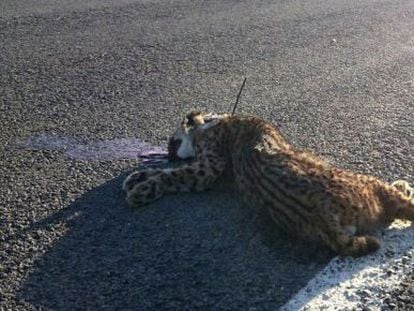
[126, 179, 163, 207]
[122, 169, 162, 192]
[340, 236, 380, 258]
[391, 180, 414, 199]
[123, 169, 164, 207]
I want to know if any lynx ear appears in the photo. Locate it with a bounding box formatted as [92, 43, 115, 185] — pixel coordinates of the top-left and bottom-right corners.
[192, 114, 205, 125]
[185, 111, 228, 130]
[185, 111, 205, 126]
[199, 118, 221, 130]
[198, 112, 229, 130]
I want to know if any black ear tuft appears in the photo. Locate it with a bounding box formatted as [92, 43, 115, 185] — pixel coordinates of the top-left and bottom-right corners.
[186, 111, 202, 126]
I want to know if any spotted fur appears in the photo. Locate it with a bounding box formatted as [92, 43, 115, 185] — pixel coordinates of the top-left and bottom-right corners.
[123, 111, 414, 257]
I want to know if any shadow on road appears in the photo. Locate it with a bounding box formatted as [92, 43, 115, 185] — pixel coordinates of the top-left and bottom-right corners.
[17, 174, 332, 310]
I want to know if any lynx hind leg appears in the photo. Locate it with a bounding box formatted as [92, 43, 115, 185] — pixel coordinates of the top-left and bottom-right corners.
[317, 216, 380, 257]
[339, 236, 380, 257]
[392, 180, 414, 199]
[384, 182, 414, 222]
[321, 231, 380, 258]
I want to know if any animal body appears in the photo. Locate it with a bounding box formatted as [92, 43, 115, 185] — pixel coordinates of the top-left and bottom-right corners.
[123, 111, 414, 257]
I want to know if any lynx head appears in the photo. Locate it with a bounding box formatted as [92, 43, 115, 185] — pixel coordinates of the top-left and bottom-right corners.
[167, 111, 228, 161]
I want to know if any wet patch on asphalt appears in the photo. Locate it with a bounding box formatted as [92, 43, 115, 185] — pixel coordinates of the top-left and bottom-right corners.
[19, 134, 168, 164]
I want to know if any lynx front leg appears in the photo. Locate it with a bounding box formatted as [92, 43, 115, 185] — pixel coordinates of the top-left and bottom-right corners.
[124, 158, 226, 207]
[123, 169, 165, 207]
[161, 159, 226, 193]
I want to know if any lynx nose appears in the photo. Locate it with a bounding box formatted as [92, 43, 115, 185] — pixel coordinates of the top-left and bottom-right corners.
[168, 138, 182, 162]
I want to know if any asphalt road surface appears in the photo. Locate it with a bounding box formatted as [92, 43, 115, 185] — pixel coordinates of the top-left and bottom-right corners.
[1, 0, 414, 310]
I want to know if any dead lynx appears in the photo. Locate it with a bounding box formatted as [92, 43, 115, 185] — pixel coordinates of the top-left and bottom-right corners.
[123, 111, 414, 257]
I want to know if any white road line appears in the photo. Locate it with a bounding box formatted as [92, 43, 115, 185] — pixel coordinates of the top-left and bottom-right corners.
[282, 220, 414, 311]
